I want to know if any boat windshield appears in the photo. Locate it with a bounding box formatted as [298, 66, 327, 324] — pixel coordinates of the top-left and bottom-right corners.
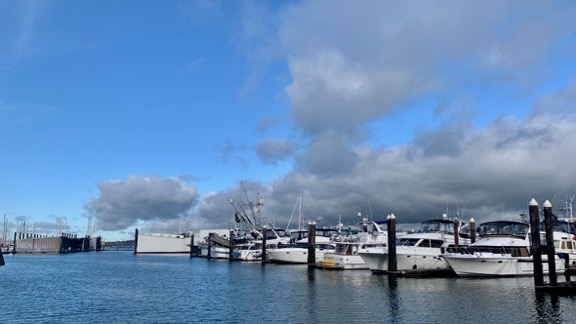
[289, 230, 308, 242]
[315, 228, 340, 237]
[273, 228, 289, 237]
[539, 221, 576, 235]
[477, 221, 528, 238]
[418, 220, 455, 234]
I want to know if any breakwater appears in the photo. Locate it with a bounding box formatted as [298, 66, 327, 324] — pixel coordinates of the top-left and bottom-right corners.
[12, 232, 103, 254]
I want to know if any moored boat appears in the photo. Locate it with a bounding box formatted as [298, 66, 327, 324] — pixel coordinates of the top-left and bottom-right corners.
[358, 216, 467, 273]
[266, 227, 341, 264]
[442, 220, 573, 277]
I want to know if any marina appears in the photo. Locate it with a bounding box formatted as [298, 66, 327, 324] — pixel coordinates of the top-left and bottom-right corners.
[3, 198, 576, 322]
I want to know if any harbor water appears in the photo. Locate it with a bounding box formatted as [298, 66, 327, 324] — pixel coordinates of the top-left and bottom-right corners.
[1, 252, 575, 323]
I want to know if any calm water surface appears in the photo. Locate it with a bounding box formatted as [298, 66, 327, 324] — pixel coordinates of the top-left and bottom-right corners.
[1, 252, 574, 323]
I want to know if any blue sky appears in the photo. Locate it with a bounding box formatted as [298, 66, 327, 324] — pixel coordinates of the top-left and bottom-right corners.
[2, 1, 576, 241]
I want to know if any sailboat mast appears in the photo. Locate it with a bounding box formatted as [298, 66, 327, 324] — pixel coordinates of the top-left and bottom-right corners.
[298, 193, 303, 231]
[2, 214, 6, 243]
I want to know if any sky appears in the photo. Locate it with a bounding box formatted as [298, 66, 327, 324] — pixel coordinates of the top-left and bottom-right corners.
[1, 0, 576, 241]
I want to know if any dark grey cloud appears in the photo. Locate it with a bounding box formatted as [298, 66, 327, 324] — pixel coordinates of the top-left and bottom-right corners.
[85, 175, 199, 231]
[190, 108, 576, 230]
[296, 130, 360, 177]
[256, 138, 294, 164]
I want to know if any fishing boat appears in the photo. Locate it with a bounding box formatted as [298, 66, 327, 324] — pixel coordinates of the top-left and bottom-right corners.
[225, 184, 293, 261]
[231, 228, 292, 261]
[358, 216, 467, 273]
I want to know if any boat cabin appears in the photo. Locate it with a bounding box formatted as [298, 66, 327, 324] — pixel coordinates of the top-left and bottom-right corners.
[417, 219, 456, 234]
[476, 221, 529, 239]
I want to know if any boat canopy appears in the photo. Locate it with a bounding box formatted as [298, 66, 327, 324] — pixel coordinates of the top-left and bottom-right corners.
[417, 219, 456, 234]
[477, 221, 529, 239]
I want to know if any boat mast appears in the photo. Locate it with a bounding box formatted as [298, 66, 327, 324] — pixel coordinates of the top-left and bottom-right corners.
[570, 194, 574, 223]
[1, 214, 6, 244]
[241, 182, 258, 226]
[299, 193, 303, 231]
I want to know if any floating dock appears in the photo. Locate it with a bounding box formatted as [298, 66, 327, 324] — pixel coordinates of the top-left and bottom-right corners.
[134, 229, 194, 254]
[134, 228, 231, 254]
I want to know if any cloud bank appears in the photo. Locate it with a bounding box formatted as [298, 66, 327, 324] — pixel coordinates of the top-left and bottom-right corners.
[87, 1, 576, 233]
[86, 175, 199, 231]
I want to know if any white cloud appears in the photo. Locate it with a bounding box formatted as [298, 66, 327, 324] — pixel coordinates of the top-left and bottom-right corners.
[86, 175, 199, 231]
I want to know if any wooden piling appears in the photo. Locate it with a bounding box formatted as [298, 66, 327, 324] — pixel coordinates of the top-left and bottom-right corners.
[563, 253, 571, 282]
[189, 234, 195, 258]
[529, 198, 544, 287]
[228, 229, 235, 260]
[469, 218, 476, 244]
[453, 218, 460, 249]
[307, 221, 316, 267]
[387, 214, 397, 273]
[261, 226, 267, 263]
[13, 231, 17, 254]
[134, 228, 139, 255]
[543, 200, 557, 285]
[207, 233, 213, 260]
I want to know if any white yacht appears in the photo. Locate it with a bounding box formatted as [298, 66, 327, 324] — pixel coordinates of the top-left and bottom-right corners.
[266, 241, 336, 264]
[358, 217, 466, 273]
[266, 228, 340, 264]
[441, 220, 571, 277]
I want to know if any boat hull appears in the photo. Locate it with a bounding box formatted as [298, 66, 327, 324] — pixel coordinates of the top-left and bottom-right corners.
[267, 248, 330, 264]
[442, 254, 566, 277]
[358, 246, 448, 273]
[317, 254, 368, 270]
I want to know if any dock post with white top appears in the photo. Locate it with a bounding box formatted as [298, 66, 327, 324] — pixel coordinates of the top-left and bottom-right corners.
[529, 198, 544, 287]
[307, 221, 316, 267]
[543, 200, 557, 285]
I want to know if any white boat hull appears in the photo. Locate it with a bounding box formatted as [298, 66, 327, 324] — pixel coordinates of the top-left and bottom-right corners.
[442, 254, 566, 277]
[317, 254, 368, 270]
[267, 248, 331, 264]
[358, 246, 448, 273]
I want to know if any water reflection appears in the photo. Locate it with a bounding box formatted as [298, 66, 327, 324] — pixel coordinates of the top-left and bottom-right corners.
[534, 293, 562, 324]
[306, 267, 319, 323]
[387, 276, 401, 322]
